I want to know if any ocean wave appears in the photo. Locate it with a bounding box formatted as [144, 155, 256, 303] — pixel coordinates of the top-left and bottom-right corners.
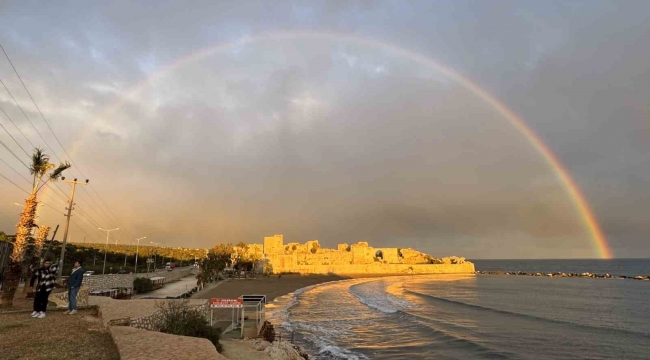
[267, 279, 359, 318]
[289, 319, 370, 359]
[318, 345, 370, 360]
[403, 288, 650, 338]
[266, 278, 374, 359]
[348, 280, 411, 314]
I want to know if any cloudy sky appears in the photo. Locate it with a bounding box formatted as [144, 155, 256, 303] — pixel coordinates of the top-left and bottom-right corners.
[0, 1, 648, 258]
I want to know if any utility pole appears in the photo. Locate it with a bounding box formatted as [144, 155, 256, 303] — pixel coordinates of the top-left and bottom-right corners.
[99, 227, 119, 274]
[43, 224, 59, 257]
[134, 236, 146, 274]
[150, 241, 160, 271]
[56, 178, 88, 282]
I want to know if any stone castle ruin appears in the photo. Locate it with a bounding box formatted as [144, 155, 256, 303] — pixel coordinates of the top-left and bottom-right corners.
[259, 235, 474, 275]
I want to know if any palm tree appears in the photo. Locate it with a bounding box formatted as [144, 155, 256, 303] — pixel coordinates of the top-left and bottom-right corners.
[22, 225, 51, 294]
[0, 148, 69, 307]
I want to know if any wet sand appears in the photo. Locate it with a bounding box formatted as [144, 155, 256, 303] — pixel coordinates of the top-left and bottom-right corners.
[194, 274, 353, 302]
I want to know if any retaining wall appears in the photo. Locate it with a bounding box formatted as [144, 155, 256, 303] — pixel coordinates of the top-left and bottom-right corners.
[82, 267, 193, 291]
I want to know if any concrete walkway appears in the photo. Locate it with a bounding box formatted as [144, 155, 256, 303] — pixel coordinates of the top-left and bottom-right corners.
[89, 296, 227, 359]
[133, 275, 198, 299]
[110, 325, 228, 359]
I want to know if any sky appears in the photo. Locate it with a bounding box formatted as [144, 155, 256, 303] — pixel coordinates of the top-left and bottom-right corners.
[0, 1, 648, 259]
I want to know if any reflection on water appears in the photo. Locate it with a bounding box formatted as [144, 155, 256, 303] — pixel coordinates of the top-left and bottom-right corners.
[268, 272, 650, 360]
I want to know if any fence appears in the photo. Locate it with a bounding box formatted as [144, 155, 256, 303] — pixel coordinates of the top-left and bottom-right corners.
[0, 242, 12, 284]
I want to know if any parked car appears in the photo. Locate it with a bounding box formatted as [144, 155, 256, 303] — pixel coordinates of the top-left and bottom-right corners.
[83, 271, 95, 276]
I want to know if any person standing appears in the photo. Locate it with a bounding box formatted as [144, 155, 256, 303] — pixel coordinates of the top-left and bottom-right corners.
[66, 260, 84, 315]
[31, 258, 58, 319]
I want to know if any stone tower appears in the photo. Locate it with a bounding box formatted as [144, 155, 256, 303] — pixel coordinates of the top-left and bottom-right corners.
[263, 234, 284, 255]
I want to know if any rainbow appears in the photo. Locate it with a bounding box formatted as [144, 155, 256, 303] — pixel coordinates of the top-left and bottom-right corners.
[75, 30, 613, 258]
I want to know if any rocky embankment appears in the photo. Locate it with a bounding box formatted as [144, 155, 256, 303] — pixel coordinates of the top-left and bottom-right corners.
[234, 339, 308, 360]
[476, 270, 650, 280]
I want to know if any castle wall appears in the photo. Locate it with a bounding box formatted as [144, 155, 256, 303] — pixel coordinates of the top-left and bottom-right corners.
[350, 242, 374, 264]
[257, 234, 474, 276]
[374, 248, 401, 264]
[270, 262, 475, 275]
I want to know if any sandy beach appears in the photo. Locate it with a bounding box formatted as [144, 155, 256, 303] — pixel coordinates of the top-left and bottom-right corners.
[192, 274, 377, 360]
[194, 274, 353, 302]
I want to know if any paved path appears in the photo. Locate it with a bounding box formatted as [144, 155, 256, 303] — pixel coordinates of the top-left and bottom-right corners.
[132, 275, 198, 299]
[111, 325, 227, 359]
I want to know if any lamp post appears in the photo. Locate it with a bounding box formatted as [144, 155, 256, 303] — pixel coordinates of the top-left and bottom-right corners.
[150, 241, 160, 272]
[134, 236, 146, 273]
[99, 227, 119, 274]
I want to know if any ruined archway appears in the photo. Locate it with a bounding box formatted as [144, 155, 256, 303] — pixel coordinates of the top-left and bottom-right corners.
[375, 250, 384, 260]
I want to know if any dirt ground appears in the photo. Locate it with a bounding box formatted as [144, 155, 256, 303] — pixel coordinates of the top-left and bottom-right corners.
[0, 308, 119, 360]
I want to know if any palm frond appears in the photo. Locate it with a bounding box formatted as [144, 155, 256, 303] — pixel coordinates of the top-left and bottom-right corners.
[29, 148, 49, 176]
[49, 161, 71, 181]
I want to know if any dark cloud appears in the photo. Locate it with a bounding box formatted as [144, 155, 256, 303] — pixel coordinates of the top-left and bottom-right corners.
[0, 0, 648, 258]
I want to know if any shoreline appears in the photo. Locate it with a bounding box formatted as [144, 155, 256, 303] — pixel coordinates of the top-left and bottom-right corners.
[194, 273, 474, 360]
[476, 270, 650, 280]
[193, 272, 441, 303]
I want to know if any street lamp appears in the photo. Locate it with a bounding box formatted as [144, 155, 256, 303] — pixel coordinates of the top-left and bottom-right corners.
[150, 241, 160, 272]
[13, 202, 44, 207]
[134, 236, 146, 273]
[98, 228, 119, 274]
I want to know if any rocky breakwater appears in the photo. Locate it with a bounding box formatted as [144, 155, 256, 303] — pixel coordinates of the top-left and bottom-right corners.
[246, 339, 309, 360]
[476, 270, 650, 280]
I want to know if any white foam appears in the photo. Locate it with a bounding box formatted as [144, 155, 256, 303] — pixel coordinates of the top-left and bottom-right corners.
[267, 278, 389, 360]
[348, 280, 411, 314]
[318, 345, 370, 360]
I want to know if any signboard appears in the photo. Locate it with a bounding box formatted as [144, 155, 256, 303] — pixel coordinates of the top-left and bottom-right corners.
[210, 298, 243, 308]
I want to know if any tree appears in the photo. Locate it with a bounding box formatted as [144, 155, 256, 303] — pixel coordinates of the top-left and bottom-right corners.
[0, 231, 9, 243]
[0, 148, 69, 307]
[23, 226, 50, 293]
[198, 243, 233, 286]
[232, 242, 248, 266]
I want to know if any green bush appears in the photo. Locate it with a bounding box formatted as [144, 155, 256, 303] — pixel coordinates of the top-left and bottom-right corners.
[133, 277, 153, 293]
[154, 301, 222, 352]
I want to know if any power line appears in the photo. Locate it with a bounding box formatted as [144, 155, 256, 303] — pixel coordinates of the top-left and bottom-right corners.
[0, 157, 107, 240]
[0, 76, 58, 161]
[0, 44, 138, 244]
[0, 106, 30, 157]
[0, 44, 69, 164]
[0, 156, 30, 183]
[0, 169, 28, 193]
[0, 100, 36, 150]
[1, 167, 108, 247]
[0, 137, 28, 169]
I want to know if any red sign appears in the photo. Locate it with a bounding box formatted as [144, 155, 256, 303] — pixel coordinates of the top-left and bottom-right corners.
[210, 298, 243, 308]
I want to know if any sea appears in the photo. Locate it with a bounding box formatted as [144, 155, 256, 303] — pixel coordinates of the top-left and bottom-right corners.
[267, 259, 650, 360]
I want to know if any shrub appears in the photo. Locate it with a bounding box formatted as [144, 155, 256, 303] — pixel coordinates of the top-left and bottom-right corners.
[133, 277, 153, 293]
[154, 301, 222, 352]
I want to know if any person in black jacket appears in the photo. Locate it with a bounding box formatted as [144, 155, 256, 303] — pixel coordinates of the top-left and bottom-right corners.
[66, 260, 84, 315]
[31, 258, 58, 318]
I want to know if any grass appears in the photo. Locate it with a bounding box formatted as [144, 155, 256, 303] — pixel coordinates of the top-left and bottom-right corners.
[0, 308, 120, 360]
